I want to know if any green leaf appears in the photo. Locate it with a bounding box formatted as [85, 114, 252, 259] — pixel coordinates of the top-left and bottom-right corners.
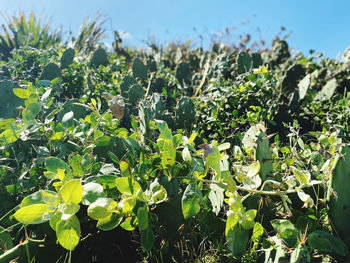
[251, 222, 264, 241]
[0, 126, 22, 144]
[120, 216, 137, 231]
[247, 161, 260, 177]
[291, 166, 309, 185]
[97, 212, 123, 231]
[87, 198, 113, 220]
[155, 119, 172, 140]
[161, 139, 176, 169]
[308, 230, 347, 256]
[271, 219, 296, 233]
[308, 231, 332, 253]
[141, 228, 155, 252]
[225, 211, 240, 236]
[22, 101, 42, 121]
[56, 215, 81, 250]
[241, 209, 257, 230]
[62, 111, 74, 124]
[59, 179, 83, 205]
[82, 182, 105, 205]
[271, 219, 299, 248]
[45, 157, 73, 180]
[69, 154, 84, 177]
[115, 177, 145, 200]
[137, 206, 149, 231]
[226, 225, 249, 257]
[145, 180, 167, 205]
[120, 195, 136, 213]
[297, 191, 314, 208]
[14, 204, 52, 224]
[182, 183, 202, 219]
[13, 88, 31, 99]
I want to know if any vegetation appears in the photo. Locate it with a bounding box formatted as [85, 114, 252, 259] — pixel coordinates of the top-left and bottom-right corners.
[0, 12, 349, 263]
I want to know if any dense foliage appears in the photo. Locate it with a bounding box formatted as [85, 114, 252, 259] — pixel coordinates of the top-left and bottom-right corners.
[0, 14, 350, 263]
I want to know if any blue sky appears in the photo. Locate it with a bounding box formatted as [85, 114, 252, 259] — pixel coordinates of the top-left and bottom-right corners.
[0, 0, 349, 58]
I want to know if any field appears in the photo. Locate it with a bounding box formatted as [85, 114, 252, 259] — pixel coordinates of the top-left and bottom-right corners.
[0, 14, 350, 262]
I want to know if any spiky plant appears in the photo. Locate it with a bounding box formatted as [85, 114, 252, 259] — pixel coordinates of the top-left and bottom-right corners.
[0, 11, 62, 60]
[72, 14, 107, 54]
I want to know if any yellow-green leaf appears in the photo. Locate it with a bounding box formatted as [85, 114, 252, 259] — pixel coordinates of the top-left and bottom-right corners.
[241, 209, 257, 230]
[87, 198, 113, 220]
[56, 215, 81, 250]
[59, 179, 83, 205]
[291, 166, 309, 185]
[14, 204, 52, 224]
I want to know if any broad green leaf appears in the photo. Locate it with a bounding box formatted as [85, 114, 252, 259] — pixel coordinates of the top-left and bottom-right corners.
[14, 204, 52, 224]
[115, 177, 145, 200]
[141, 228, 155, 252]
[13, 88, 31, 98]
[59, 179, 83, 205]
[120, 195, 136, 213]
[308, 231, 332, 253]
[120, 216, 137, 231]
[308, 230, 347, 256]
[228, 196, 243, 213]
[62, 111, 74, 124]
[56, 215, 81, 250]
[87, 198, 113, 220]
[39, 190, 60, 209]
[271, 219, 296, 233]
[49, 212, 62, 231]
[45, 157, 73, 180]
[297, 191, 314, 208]
[60, 204, 80, 220]
[271, 219, 299, 248]
[155, 119, 172, 140]
[226, 225, 249, 257]
[97, 212, 123, 231]
[69, 154, 84, 177]
[291, 166, 309, 185]
[247, 161, 260, 177]
[23, 102, 42, 121]
[137, 206, 149, 231]
[0, 126, 21, 144]
[225, 211, 240, 236]
[21, 191, 44, 207]
[161, 139, 176, 169]
[241, 209, 257, 230]
[82, 182, 105, 205]
[182, 183, 202, 219]
[120, 160, 129, 174]
[251, 222, 264, 241]
[145, 180, 167, 205]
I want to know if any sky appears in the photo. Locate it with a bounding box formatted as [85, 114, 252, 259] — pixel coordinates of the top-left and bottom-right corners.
[0, 0, 349, 58]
